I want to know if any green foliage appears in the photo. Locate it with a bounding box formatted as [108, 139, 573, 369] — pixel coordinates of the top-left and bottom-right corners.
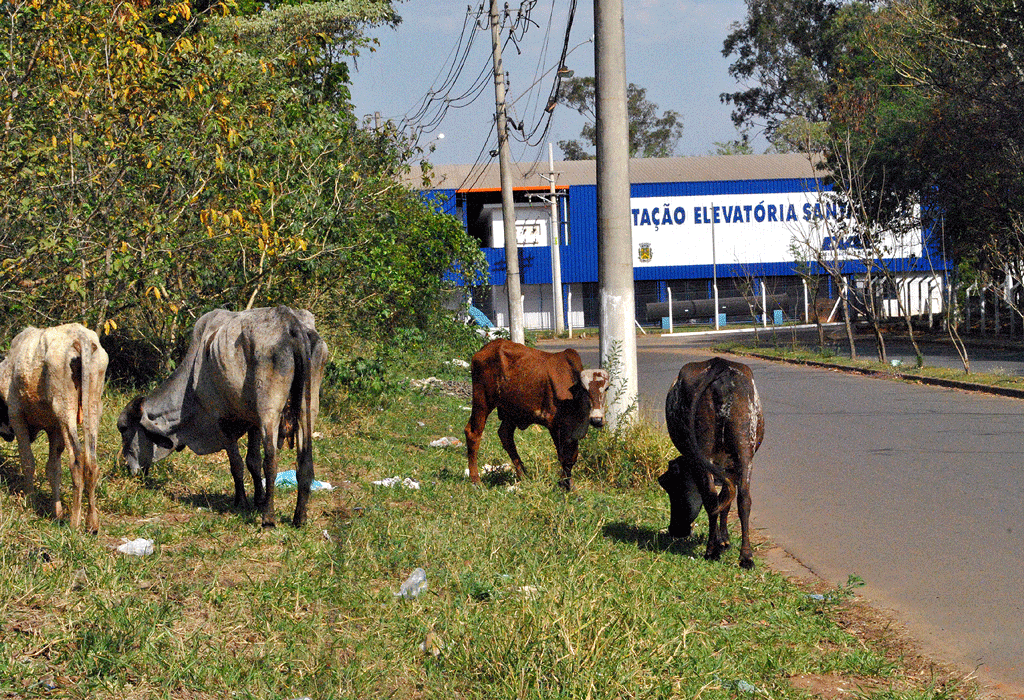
[0, 0, 484, 378]
[866, 0, 1024, 270]
[721, 0, 864, 147]
[556, 77, 684, 159]
[576, 416, 674, 488]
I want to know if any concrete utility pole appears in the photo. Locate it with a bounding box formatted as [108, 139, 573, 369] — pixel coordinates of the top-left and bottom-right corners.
[594, 0, 638, 427]
[490, 0, 525, 344]
[547, 143, 565, 335]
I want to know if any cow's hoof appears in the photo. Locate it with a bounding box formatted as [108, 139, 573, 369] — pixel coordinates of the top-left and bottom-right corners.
[261, 520, 277, 530]
[739, 556, 755, 570]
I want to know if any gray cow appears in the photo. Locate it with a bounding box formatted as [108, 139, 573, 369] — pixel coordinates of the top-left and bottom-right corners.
[117, 306, 328, 528]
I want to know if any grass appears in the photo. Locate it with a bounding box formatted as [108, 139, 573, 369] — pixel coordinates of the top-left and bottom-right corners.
[1, 351, 976, 699]
[715, 332, 1024, 394]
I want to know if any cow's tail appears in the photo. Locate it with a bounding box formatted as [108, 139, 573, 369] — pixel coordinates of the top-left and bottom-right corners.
[685, 357, 734, 490]
[289, 324, 314, 464]
[77, 330, 100, 468]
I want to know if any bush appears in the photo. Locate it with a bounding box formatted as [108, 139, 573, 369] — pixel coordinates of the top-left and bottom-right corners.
[576, 416, 674, 489]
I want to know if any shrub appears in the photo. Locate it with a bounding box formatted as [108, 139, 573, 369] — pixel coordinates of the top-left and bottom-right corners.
[576, 416, 674, 489]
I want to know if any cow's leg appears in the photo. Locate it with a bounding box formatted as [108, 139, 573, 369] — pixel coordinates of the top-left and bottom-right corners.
[735, 470, 754, 569]
[292, 429, 314, 528]
[691, 465, 728, 561]
[225, 442, 249, 509]
[553, 431, 579, 491]
[12, 423, 37, 500]
[497, 420, 528, 481]
[244, 428, 265, 507]
[59, 421, 95, 532]
[733, 448, 756, 569]
[463, 401, 493, 485]
[82, 451, 100, 535]
[45, 429, 69, 524]
[259, 421, 280, 529]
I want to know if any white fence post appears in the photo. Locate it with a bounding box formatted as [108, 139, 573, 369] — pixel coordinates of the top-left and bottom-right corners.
[567, 292, 573, 339]
[667, 286, 673, 334]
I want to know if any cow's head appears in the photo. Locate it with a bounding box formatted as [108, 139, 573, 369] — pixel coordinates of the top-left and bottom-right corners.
[579, 368, 610, 428]
[117, 396, 174, 476]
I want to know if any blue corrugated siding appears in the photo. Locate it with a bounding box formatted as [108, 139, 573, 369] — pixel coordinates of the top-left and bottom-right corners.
[564, 184, 598, 283]
[422, 189, 458, 217]
[630, 177, 820, 198]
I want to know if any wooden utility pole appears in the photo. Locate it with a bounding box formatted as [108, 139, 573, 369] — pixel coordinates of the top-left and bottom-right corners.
[490, 0, 525, 343]
[594, 0, 638, 427]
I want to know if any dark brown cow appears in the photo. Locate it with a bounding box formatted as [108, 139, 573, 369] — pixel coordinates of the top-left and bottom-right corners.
[661, 357, 763, 568]
[464, 339, 609, 491]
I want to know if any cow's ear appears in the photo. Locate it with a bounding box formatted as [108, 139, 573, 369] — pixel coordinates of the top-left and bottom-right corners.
[551, 364, 579, 402]
[143, 427, 174, 451]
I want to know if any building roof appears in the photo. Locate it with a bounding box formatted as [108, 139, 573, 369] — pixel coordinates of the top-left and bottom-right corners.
[408, 153, 823, 192]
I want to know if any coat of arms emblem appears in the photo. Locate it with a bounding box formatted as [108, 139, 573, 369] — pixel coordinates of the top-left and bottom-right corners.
[638, 242, 653, 263]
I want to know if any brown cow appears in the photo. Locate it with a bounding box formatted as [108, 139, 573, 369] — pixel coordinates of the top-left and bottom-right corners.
[464, 339, 609, 491]
[0, 324, 109, 532]
[661, 357, 763, 568]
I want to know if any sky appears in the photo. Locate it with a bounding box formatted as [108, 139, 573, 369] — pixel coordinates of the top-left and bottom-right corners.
[347, 0, 762, 166]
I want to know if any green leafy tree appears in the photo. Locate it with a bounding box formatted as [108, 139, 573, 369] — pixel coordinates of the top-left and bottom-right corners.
[555, 77, 684, 159]
[869, 0, 1024, 267]
[0, 0, 484, 377]
[721, 0, 873, 151]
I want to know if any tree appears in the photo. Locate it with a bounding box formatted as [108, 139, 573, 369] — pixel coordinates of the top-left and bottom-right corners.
[0, 0, 484, 377]
[721, 0, 874, 150]
[555, 77, 684, 159]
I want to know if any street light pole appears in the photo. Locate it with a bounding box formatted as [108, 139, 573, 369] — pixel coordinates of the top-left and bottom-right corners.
[547, 144, 565, 335]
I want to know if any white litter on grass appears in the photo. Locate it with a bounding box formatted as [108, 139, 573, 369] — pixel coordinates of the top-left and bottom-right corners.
[410, 377, 444, 391]
[372, 476, 421, 490]
[274, 469, 334, 491]
[446, 358, 471, 369]
[117, 538, 155, 556]
[429, 436, 462, 448]
[463, 463, 514, 478]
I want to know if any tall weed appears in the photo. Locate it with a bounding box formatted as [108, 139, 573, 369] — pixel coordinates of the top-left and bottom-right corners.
[576, 416, 674, 488]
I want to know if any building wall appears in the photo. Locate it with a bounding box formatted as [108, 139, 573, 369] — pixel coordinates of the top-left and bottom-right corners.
[437, 173, 951, 330]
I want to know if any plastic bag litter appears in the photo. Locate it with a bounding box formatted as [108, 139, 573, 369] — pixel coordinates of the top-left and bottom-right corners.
[395, 567, 428, 598]
[463, 463, 513, 478]
[372, 476, 420, 490]
[429, 436, 462, 448]
[274, 470, 334, 491]
[117, 538, 155, 556]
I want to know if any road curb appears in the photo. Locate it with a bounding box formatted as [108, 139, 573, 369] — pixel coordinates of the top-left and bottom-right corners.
[738, 351, 1024, 400]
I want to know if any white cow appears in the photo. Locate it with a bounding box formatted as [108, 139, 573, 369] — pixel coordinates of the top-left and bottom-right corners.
[0, 324, 109, 532]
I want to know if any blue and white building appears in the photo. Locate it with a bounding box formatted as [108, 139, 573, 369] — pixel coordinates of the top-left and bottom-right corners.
[417, 154, 949, 330]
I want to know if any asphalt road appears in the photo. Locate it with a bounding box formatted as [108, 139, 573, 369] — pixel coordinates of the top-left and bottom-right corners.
[541, 330, 1024, 695]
